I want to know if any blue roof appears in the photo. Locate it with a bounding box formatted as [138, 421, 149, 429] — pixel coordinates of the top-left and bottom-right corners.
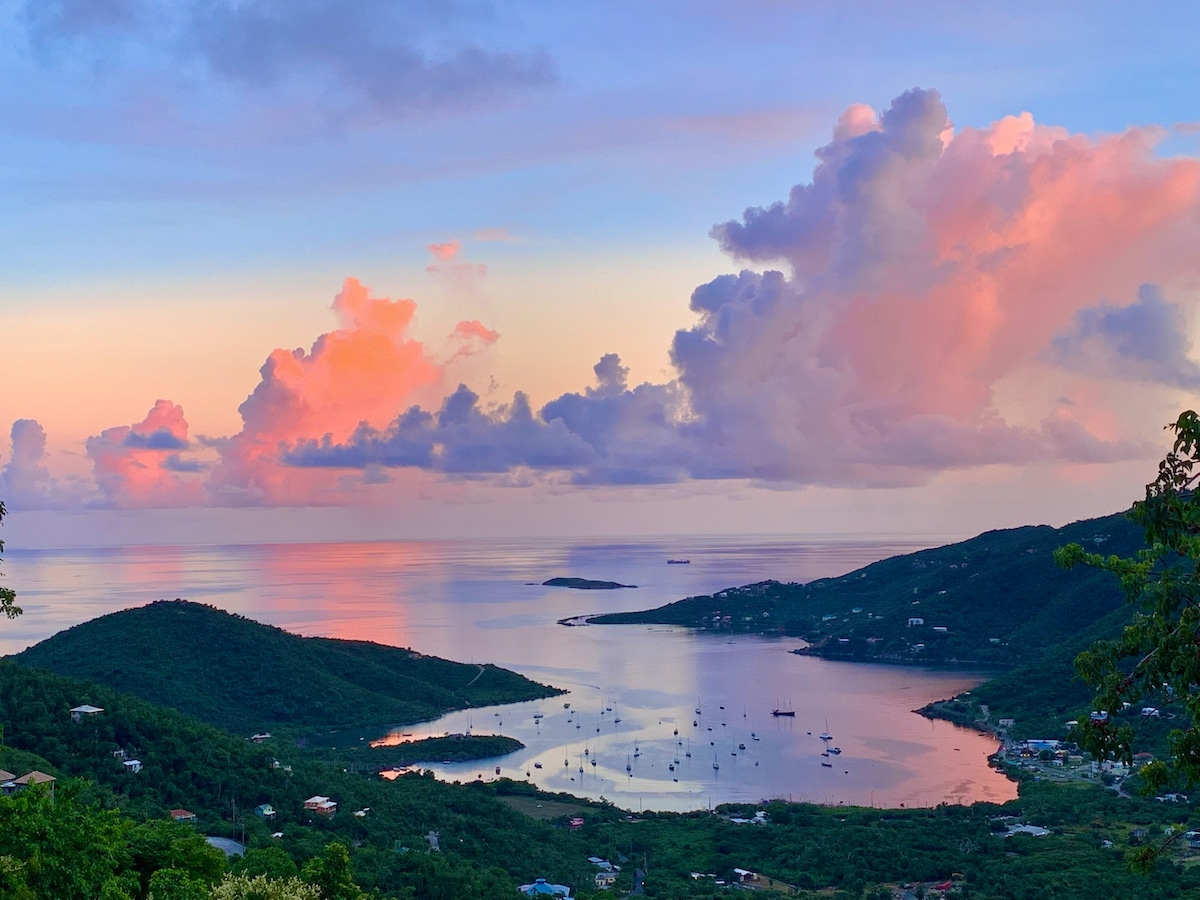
[518, 877, 571, 897]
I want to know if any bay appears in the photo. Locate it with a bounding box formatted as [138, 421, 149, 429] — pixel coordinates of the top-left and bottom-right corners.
[2, 534, 1017, 811]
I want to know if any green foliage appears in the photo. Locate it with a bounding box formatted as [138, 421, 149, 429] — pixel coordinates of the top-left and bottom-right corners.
[14, 599, 559, 736]
[127, 820, 225, 898]
[146, 868, 208, 900]
[234, 848, 299, 881]
[0, 500, 22, 620]
[591, 511, 1144, 668]
[1057, 411, 1200, 801]
[300, 843, 362, 900]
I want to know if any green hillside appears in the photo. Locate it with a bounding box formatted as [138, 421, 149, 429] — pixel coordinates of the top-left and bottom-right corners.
[588, 510, 1144, 668]
[13, 600, 560, 736]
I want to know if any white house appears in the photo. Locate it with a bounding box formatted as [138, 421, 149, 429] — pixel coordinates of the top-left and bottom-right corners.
[70, 704, 104, 723]
[123, 759, 143, 774]
[907, 617, 924, 627]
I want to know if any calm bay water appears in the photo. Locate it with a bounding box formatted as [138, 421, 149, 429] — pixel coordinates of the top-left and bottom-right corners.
[3, 534, 1017, 811]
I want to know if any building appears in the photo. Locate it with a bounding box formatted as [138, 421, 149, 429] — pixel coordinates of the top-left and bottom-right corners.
[594, 871, 618, 890]
[304, 796, 337, 816]
[249, 733, 272, 743]
[70, 704, 104, 723]
[733, 868, 759, 884]
[907, 617, 924, 626]
[123, 759, 143, 774]
[169, 809, 197, 824]
[518, 877, 571, 897]
[13, 771, 56, 795]
[254, 804, 277, 820]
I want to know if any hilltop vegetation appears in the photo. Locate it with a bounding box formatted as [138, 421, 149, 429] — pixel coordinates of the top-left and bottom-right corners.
[3, 653, 1199, 900]
[588, 510, 1144, 669]
[13, 600, 560, 736]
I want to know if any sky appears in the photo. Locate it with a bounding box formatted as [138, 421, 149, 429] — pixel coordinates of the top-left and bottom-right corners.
[3, 0, 1200, 548]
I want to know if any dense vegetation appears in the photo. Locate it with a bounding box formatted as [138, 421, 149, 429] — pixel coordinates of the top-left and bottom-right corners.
[588, 510, 1144, 669]
[13, 600, 560, 736]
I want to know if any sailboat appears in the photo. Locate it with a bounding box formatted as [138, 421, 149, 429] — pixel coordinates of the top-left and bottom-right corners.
[819, 717, 833, 742]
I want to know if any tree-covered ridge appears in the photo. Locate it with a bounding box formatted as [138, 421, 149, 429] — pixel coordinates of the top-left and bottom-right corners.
[588, 510, 1145, 667]
[13, 599, 560, 736]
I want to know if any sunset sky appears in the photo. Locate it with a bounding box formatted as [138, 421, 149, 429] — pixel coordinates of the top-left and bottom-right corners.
[3, 1, 1200, 547]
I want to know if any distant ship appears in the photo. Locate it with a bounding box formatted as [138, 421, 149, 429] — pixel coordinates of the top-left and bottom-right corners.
[667, 559, 691, 565]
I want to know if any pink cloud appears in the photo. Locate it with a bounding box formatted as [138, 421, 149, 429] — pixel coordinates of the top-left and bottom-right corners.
[209, 277, 453, 504]
[86, 400, 204, 508]
[447, 319, 501, 361]
[424, 239, 487, 286]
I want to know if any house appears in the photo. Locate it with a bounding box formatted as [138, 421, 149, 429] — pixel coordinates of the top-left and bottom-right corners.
[733, 868, 759, 884]
[1004, 824, 1050, 837]
[568, 816, 584, 830]
[169, 809, 197, 824]
[254, 804, 277, 820]
[111, 749, 127, 761]
[249, 733, 272, 743]
[907, 617, 924, 627]
[13, 771, 56, 795]
[932, 626, 948, 633]
[304, 796, 337, 816]
[70, 704, 104, 723]
[0, 770, 15, 795]
[594, 871, 618, 890]
[123, 759, 143, 774]
[518, 877, 571, 897]
[997, 718, 1014, 729]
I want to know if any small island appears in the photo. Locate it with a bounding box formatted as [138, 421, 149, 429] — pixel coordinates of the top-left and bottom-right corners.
[542, 577, 637, 590]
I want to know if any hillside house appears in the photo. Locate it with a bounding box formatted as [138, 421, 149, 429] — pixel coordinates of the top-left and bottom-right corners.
[14, 771, 56, 794]
[123, 759, 143, 774]
[70, 704, 103, 723]
[733, 868, 759, 884]
[254, 804, 277, 820]
[0, 770, 16, 795]
[594, 871, 617, 889]
[518, 877, 572, 897]
[169, 809, 197, 824]
[907, 617, 924, 627]
[304, 796, 337, 816]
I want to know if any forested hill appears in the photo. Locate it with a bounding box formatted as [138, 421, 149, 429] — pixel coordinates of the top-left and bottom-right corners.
[587, 510, 1144, 668]
[13, 600, 560, 736]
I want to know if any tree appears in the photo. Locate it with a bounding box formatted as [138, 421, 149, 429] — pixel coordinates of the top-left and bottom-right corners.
[1057, 410, 1200, 864]
[0, 501, 22, 620]
[300, 843, 362, 900]
[210, 874, 320, 900]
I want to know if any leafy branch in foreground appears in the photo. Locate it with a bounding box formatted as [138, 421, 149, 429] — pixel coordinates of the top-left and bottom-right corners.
[0, 501, 22, 620]
[1056, 411, 1200, 847]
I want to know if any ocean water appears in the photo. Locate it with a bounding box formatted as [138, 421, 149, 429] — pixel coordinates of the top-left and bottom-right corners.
[3, 535, 1017, 811]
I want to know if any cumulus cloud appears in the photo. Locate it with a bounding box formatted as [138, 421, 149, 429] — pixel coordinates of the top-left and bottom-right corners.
[86, 400, 204, 508]
[289, 88, 1195, 487]
[31, 89, 1200, 505]
[1048, 284, 1200, 388]
[209, 276, 501, 504]
[1, 420, 57, 509]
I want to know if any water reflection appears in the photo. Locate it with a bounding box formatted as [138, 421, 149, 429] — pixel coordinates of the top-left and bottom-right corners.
[1, 534, 1016, 809]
